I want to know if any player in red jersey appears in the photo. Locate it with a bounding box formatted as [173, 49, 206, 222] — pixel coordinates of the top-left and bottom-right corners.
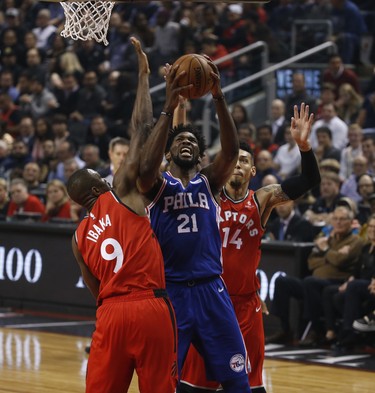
[67, 38, 184, 393]
[177, 103, 321, 393]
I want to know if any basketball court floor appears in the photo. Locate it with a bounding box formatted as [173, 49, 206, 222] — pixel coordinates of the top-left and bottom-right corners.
[0, 307, 374, 393]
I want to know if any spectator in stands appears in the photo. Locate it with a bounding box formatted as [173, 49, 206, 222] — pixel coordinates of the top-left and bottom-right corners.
[98, 136, 130, 186]
[267, 0, 295, 55]
[283, 73, 317, 120]
[50, 114, 70, 150]
[339, 123, 363, 181]
[22, 75, 59, 119]
[53, 51, 84, 85]
[149, 8, 180, 72]
[42, 179, 73, 222]
[84, 115, 112, 162]
[254, 123, 279, 159]
[356, 173, 375, 225]
[49, 139, 85, 182]
[107, 21, 139, 75]
[0, 69, 19, 101]
[23, 48, 48, 82]
[340, 154, 369, 203]
[265, 200, 314, 242]
[2, 139, 32, 180]
[81, 144, 106, 172]
[62, 157, 80, 185]
[273, 124, 301, 180]
[32, 8, 56, 51]
[0, 46, 22, 82]
[18, 116, 35, 153]
[0, 140, 10, 178]
[249, 149, 281, 191]
[31, 116, 53, 162]
[0, 177, 10, 220]
[315, 83, 336, 120]
[70, 70, 106, 124]
[304, 171, 343, 228]
[101, 70, 136, 131]
[7, 178, 45, 219]
[322, 54, 360, 98]
[75, 39, 106, 76]
[201, 35, 234, 87]
[313, 126, 342, 163]
[0, 92, 23, 137]
[269, 98, 289, 145]
[15, 72, 32, 106]
[361, 135, 375, 175]
[0, 27, 23, 64]
[230, 103, 249, 130]
[310, 103, 348, 151]
[22, 32, 39, 64]
[323, 214, 375, 349]
[193, 4, 223, 46]
[52, 73, 80, 119]
[22, 161, 46, 202]
[356, 91, 375, 132]
[3, 8, 26, 44]
[329, 0, 368, 64]
[335, 83, 363, 125]
[38, 138, 57, 183]
[266, 205, 363, 345]
[237, 122, 256, 149]
[299, 205, 364, 346]
[132, 12, 155, 50]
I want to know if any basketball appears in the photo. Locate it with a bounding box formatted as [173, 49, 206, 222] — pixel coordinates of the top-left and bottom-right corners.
[173, 54, 214, 100]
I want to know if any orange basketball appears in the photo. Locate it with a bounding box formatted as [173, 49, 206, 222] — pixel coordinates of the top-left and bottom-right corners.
[173, 54, 214, 99]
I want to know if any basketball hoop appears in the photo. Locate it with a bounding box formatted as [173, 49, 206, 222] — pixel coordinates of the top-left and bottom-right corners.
[42, 1, 271, 46]
[60, 1, 115, 46]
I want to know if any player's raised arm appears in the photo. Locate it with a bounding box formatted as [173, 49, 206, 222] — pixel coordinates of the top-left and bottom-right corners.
[113, 37, 152, 197]
[256, 103, 321, 225]
[200, 58, 239, 194]
[138, 65, 191, 195]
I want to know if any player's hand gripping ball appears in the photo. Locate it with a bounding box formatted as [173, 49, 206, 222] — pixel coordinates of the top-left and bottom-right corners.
[173, 54, 214, 100]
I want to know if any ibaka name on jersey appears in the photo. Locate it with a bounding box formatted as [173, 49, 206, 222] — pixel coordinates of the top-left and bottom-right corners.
[220, 210, 259, 237]
[86, 214, 112, 243]
[162, 192, 210, 213]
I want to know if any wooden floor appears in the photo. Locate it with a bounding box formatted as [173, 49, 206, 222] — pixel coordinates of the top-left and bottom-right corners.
[0, 327, 373, 393]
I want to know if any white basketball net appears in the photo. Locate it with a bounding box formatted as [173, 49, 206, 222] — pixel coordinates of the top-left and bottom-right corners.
[60, 1, 115, 46]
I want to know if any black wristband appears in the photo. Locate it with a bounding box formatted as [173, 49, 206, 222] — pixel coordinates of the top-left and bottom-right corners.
[213, 95, 225, 102]
[161, 111, 173, 117]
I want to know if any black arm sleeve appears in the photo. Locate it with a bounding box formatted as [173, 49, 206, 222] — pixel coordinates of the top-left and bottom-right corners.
[281, 149, 321, 200]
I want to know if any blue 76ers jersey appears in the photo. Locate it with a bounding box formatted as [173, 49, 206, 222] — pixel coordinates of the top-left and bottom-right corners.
[147, 172, 222, 281]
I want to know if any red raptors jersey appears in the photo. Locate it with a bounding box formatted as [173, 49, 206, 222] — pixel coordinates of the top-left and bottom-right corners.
[220, 189, 264, 295]
[75, 191, 166, 304]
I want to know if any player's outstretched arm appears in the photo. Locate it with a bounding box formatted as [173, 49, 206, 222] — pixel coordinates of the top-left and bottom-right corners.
[200, 58, 239, 194]
[114, 37, 152, 197]
[138, 65, 191, 195]
[256, 103, 321, 224]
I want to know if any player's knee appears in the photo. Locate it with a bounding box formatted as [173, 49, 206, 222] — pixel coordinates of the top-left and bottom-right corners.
[177, 382, 212, 393]
[221, 375, 251, 393]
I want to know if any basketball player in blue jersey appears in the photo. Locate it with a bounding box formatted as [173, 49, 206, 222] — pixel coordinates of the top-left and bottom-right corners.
[138, 63, 252, 393]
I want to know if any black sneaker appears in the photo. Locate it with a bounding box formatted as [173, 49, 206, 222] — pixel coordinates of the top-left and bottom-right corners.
[85, 345, 91, 354]
[353, 312, 375, 332]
